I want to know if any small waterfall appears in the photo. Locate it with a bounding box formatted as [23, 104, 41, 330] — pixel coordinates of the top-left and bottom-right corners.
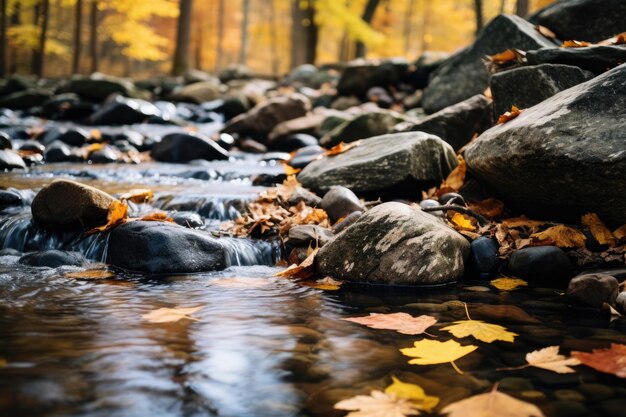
[220, 237, 283, 267]
[154, 194, 248, 220]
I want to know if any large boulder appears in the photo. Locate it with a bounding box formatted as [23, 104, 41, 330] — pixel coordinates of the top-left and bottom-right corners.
[401, 94, 493, 151]
[531, 0, 626, 43]
[320, 110, 409, 148]
[298, 131, 458, 199]
[31, 179, 116, 229]
[316, 202, 470, 285]
[465, 63, 626, 226]
[422, 15, 556, 113]
[0, 89, 53, 110]
[105, 221, 226, 274]
[151, 132, 229, 163]
[490, 64, 594, 116]
[337, 59, 409, 97]
[221, 93, 310, 142]
[526, 46, 626, 74]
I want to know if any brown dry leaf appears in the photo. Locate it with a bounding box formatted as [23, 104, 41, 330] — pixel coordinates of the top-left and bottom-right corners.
[525, 346, 581, 373]
[334, 390, 421, 417]
[441, 387, 545, 417]
[142, 306, 202, 323]
[138, 212, 174, 222]
[343, 313, 437, 335]
[536, 25, 556, 39]
[614, 224, 626, 242]
[562, 40, 592, 48]
[86, 200, 128, 234]
[502, 217, 548, 230]
[497, 105, 522, 124]
[274, 247, 319, 278]
[323, 140, 362, 157]
[65, 269, 116, 280]
[468, 198, 506, 219]
[300, 276, 343, 290]
[282, 163, 301, 176]
[582, 213, 617, 247]
[490, 277, 528, 291]
[531, 225, 586, 248]
[440, 155, 466, 191]
[450, 212, 476, 231]
[572, 343, 626, 378]
[489, 49, 519, 63]
[119, 189, 154, 204]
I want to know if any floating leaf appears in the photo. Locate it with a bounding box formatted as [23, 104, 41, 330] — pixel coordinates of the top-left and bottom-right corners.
[441, 304, 517, 343]
[119, 188, 154, 204]
[324, 140, 362, 157]
[441, 386, 545, 417]
[497, 106, 522, 124]
[562, 40, 592, 48]
[300, 276, 343, 291]
[572, 343, 626, 378]
[450, 212, 476, 231]
[273, 247, 319, 278]
[490, 277, 528, 291]
[65, 269, 116, 280]
[142, 306, 202, 323]
[334, 390, 421, 417]
[582, 213, 617, 247]
[211, 277, 270, 288]
[400, 339, 477, 375]
[525, 346, 581, 373]
[385, 376, 439, 412]
[343, 313, 437, 335]
[86, 200, 128, 234]
[531, 225, 586, 248]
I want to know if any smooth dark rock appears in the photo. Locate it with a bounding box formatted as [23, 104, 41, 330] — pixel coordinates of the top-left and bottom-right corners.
[19, 140, 45, 154]
[0, 190, 23, 209]
[88, 95, 160, 125]
[320, 110, 408, 148]
[599, 399, 626, 417]
[66, 74, 138, 101]
[469, 237, 500, 276]
[170, 212, 204, 228]
[31, 179, 116, 229]
[439, 192, 466, 206]
[0, 149, 25, 170]
[332, 211, 362, 234]
[615, 292, 626, 314]
[44, 140, 76, 163]
[19, 250, 86, 268]
[490, 64, 594, 116]
[466, 63, 626, 226]
[566, 273, 619, 309]
[532, 0, 626, 43]
[57, 128, 90, 147]
[508, 246, 574, 286]
[289, 145, 324, 169]
[0, 248, 21, 256]
[402, 94, 493, 150]
[337, 59, 409, 97]
[0, 75, 33, 96]
[151, 133, 229, 163]
[407, 51, 450, 89]
[106, 221, 225, 274]
[320, 186, 364, 224]
[288, 224, 334, 247]
[316, 202, 470, 285]
[269, 133, 319, 153]
[287, 187, 322, 207]
[299, 132, 458, 199]
[0, 132, 11, 149]
[0, 89, 53, 110]
[526, 46, 626, 74]
[88, 146, 119, 164]
[422, 15, 556, 113]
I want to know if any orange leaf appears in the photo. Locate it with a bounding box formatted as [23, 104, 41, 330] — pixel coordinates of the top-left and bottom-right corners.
[323, 140, 362, 157]
[450, 212, 476, 231]
[502, 217, 548, 230]
[497, 105, 522, 124]
[65, 269, 115, 279]
[613, 224, 626, 242]
[139, 211, 174, 222]
[440, 155, 466, 191]
[489, 49, 519, 63]
[581, 213, 617, 247]
[562, 40, 592, 48]
[300, 276, 343, 291]
[536, 25, 556, 39]
[119, 189, 154, 204]
[468, 198, 505, 219]
[86, 200, 128, 234]
[572, 343, 626, 378]
[274, 247, 319, 278]
[531, 225, 586, 248]
[282, 163, 301, 176]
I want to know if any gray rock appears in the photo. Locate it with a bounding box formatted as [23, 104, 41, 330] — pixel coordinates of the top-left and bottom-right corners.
[332, 211, 363, 234]
[320, 186, 364, 224]
[532, 0, 626, 43]
[288, 224, 334, 247]
[566, 273, 619, 309]
[0, 149, 25, 170]
[508, 246, 574, 286]
[465, 63, 626, 226]
[337, 59, 409, 97]
[19, 250, 86, 268]
[320, 110, 410, 148]
[151, 133, 229, 163]
[105, 221, 225, 274]
[88, 95, 161, 126]
[287, 187, 322, 207]
[316, 202, 470, 285]
[0, 88, 53, 109]
[170, 211, 204, 228]
[31, 179, 116, 229]
[0, 190, 23, 209]
[491, 64, 594, 116]
[67, 74, 140, 101]
[422, 15, 556, 113]
[526, 46, 626, 74]
[289, 145, 324, 169]
[402, 94, 493, 150]
[168, 80, 222, 103]
[616, 292, 626, 314]
[298, 131, 458, 199]
[44, 140, 76, 163]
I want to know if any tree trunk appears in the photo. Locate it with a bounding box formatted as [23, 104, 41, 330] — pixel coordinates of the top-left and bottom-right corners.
[473, 0, 484, 35]
[516, 0, 529, 17]
[268, 0, 279, 76]
[354, 0, 380, 58]
[499, 0, 506, 14]
[239, 0, 249, 65]
[34, 0, 50, 78]
[9, 1, 19, 73]
[403, 0, 416, 56]
[172, 0, 193, 75]
[215, 0, 224, 71]
[72, 0, 82, 74]
[420, 0, 432, 53]
[290, 0, 317, 67]
[89, 0, 98, 73]
[0, 0, 6, 77]
[304, 2, 317, 64]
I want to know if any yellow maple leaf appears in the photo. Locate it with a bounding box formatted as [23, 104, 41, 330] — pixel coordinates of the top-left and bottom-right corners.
[400, 339, 477, 375]
[490, 277, 528, 291]
[441, 386, 545, 417]
[441, 304, 517, 343]
[385, 376, 439, 412]
[525, 346, 581, 373]
[142, 306, 202, 323]
[85, 200, 128, 235]
[582, 213, 617, 247]
[450, 212, 476, 231]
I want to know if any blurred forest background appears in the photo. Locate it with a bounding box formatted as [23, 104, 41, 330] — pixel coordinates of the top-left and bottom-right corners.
[0, 0, 555, 79]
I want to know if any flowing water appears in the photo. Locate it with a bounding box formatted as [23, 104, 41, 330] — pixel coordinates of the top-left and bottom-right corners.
[1, 144, 625, 417]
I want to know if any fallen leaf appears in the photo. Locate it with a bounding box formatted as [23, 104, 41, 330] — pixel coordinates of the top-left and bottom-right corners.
[598, 32, 626, 45]
[489, 49, 519, 63]
[400, 339, 478, 375]
[582, 213, 617, 247]
[497, 106, 522, 124]
[273, 247, 318, 278]
[142, 306, 202, 323]
[441, 386, 545, 417]
[468, 198, 506, 219]
[119, 189, 154, 204]
[137, 211, 174, 222]
[562, 40, 592, 48]
[490, 277, 528, 291]
[572, 343, 626, 378]
[450, 212, 476, 231]
[300, 276, 343, 290]
[324, 141, 362, 157]
[385, 376, 439, 412]
[440, 156, 466, 191]
[343, 313, 437, 335]
[536, 25, 556, 39]
[441, 304, 517, 343]
[531, 225, 586, 248]
[502, 217, 547, 230]
[65, 269, 116, 280]
[334, 390, 421, 417]
[525, 346, 581, 373]
[86, 200, 128, 234]
[282, 163, 301, 176]
[614, 224, 626, 241]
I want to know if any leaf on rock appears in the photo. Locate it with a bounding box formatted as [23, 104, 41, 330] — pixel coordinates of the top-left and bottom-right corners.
[531, 225, 586, 248]
[384, 376, 439, 412]
[119, 188, 154, 204]
[440, 156, 466, 192]
[142, 306, 202, 323]
[324, 140, 362, 157]
[300, 276, 343, 290]
[490, 277, 528, 291]
[86, 200, 128, 234]
[65, 269, 116, 280]
[502, 217, 547, 231]
[138, 211, 174, 222]
[441, 387, 545, 417]
[449, 212, 476, 231]
[468, 198, 506, 220]
[489, 49, 523, 64]
[282, 162, 301, 176]
[535, 25, 556, 39]
[525, 346, 581, 373]
[273, 247, 319, 278]
[334, 390, 421, 417]
[441, 304, 517, 343]
[600, 32, 626, 46]
[562, 40, 592, 48]
[497, 106, 522, 124]
[572, 343, 626, 378]
[343, 313, 437, 335]
[400, 339, 477, 375]
[581, 213, 617, 247]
